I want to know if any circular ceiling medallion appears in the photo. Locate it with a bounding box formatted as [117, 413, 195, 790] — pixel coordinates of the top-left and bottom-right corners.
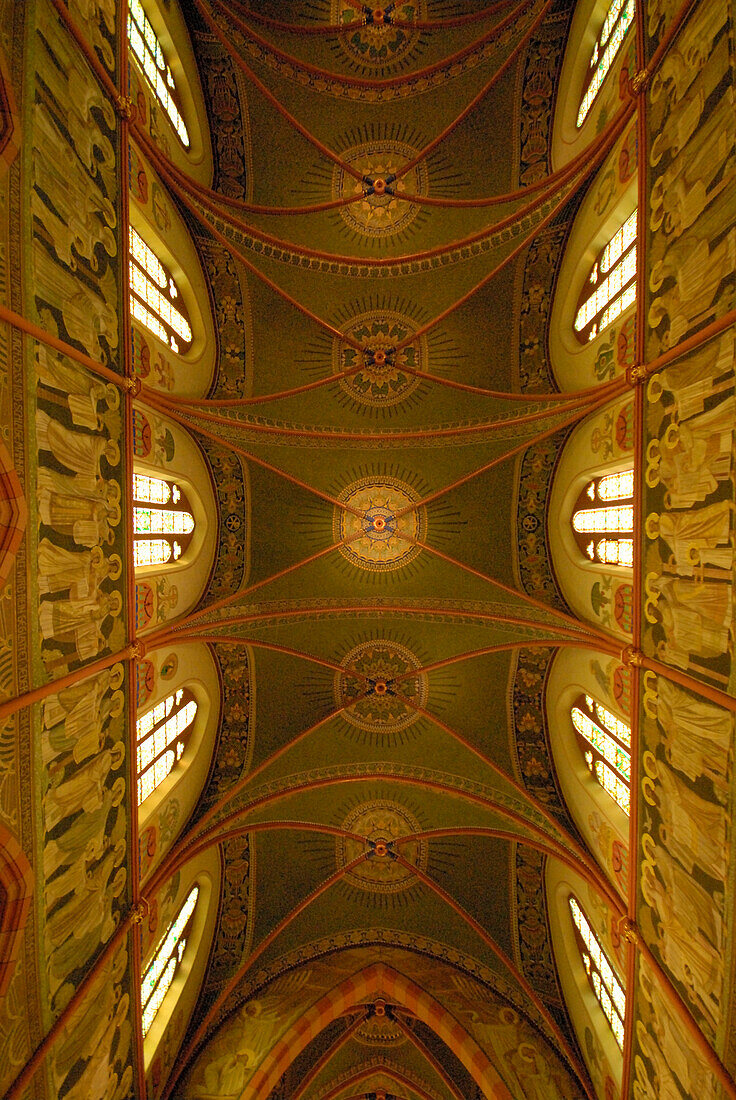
[334, 639, 428, 732]
[330, 2, 427, 70]
[334, 475, 427, 573]
[332, 309, 425, 408]
[336, 799, 427, 894]
[332, 139, 428, 237]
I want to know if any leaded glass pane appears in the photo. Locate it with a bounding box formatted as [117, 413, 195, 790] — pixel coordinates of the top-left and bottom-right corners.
[573, 505, 634, 533]
[597, 470, 634, 501]
[134, 474, 171, 505]
[134, 507, 194, 536]
[133, 538, 172, 568]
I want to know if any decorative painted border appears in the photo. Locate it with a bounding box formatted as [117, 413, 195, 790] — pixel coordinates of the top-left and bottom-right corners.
[216, 0, 546, 102]
[198, 436, 250, 603]
[508, 646, 571, 823]
[513, 427, 572, 611]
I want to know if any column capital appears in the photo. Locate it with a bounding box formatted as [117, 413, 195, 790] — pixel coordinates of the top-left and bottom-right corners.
[626, 363, 649, 385]
[115, 95, 136, 121]
[630, 68, 650, 94]
[621, 645, 643, 668]
[619, 917, 641, 945]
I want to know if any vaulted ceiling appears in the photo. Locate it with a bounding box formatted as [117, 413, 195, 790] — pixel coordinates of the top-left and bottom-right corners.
[151, 2, 617, 1097]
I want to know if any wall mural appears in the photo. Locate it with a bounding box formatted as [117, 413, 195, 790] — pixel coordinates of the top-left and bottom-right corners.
[517, 221, 570, 393]
[31, 5, 119, 371]
[199, 236, 251, 401]
[513, 844, 568, 1018]
[645, 0, 735, 362]
[20, 4, 139, 1099]
[635, 673, 733, 1050]
[630, 957, 725, 1100]
[642, 328, 735, 691]
[629, 2, 736, 1094]
[517, 0, 574, 188]
[34, 351, 127, 675]
[66, 0, 117, 80]
[48, 936, 134, 1100]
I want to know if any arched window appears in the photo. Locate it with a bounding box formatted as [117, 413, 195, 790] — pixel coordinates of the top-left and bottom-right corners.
[577, 0, 636, 127]
[572, 468, 634, 567]
[133, 472, 195, 569]
[141, 884, 199, 1036]
[571, 692, 631, 814]
[574, 210, 637, 343]
[569, 896, 625, 1049]
[128, 0, 190, 147]
[129, 226, 192, 354]
[136, 688, 198, 805]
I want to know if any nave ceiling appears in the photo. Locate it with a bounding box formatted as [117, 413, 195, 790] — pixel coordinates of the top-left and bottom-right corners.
[0, 0, 734, 1099]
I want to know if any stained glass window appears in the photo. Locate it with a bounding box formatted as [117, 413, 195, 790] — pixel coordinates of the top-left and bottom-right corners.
[141, 885, 198, 1036]
[137, 688, 197, 806]
[577, 0, 636, 127]
[132, 472, 195, 569]
[128, 0, 190, 147]
[574, 211, 637, 343]
[572, 469, 634, 569]
[570, 896, 625, 1048]
[129, 227, 192, 353]
[573, 693, 631, 814]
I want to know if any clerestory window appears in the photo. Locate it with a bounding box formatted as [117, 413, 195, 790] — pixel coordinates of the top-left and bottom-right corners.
[569, 896, 626, 1048]
[136, 688, 198, 806]
[129, 227, 193, 354]
[574, 210, 637, 344]
[128, 0, 190, 147]
[572, 692, 631, 814]
[133, 472, 195, 569]
[572, 468, 634, 567]
[141, 885, 199, 1036]
[577, 0, 636, 128]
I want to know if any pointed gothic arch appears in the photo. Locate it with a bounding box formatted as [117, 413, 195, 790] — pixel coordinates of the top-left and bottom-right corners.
[233, 963, 518, 1100]
[548, 396, 635, 638]
[0, 823, 33, 999]
[547, 860, 626, 1099]
[129, 137, 218, 398]
[136, 643, 221, 881]
[546, 647, 630, 899]
[127, 0, 213, 184]
[132, 413, 218, 627]
[552, 0, 636, 170]
[142, 850, 221, 1081]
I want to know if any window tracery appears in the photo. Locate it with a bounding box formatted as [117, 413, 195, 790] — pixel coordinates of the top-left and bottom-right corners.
[577, 0, 636, 127]
[128, 0, 190, 147]
[141, 885, 199, 1036]
[136, 688, 197, 806]
[129, 226, 192, 354]
[133, 472, 195, 569]
[572, 468, 634, 567]
[574, 210, 637, 343]
[572, 692, 631, 814]
[569, 896, 625, 1048]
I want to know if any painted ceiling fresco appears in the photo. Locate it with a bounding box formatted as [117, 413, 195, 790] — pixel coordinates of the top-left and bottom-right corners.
[0, 0, 734, 1099]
